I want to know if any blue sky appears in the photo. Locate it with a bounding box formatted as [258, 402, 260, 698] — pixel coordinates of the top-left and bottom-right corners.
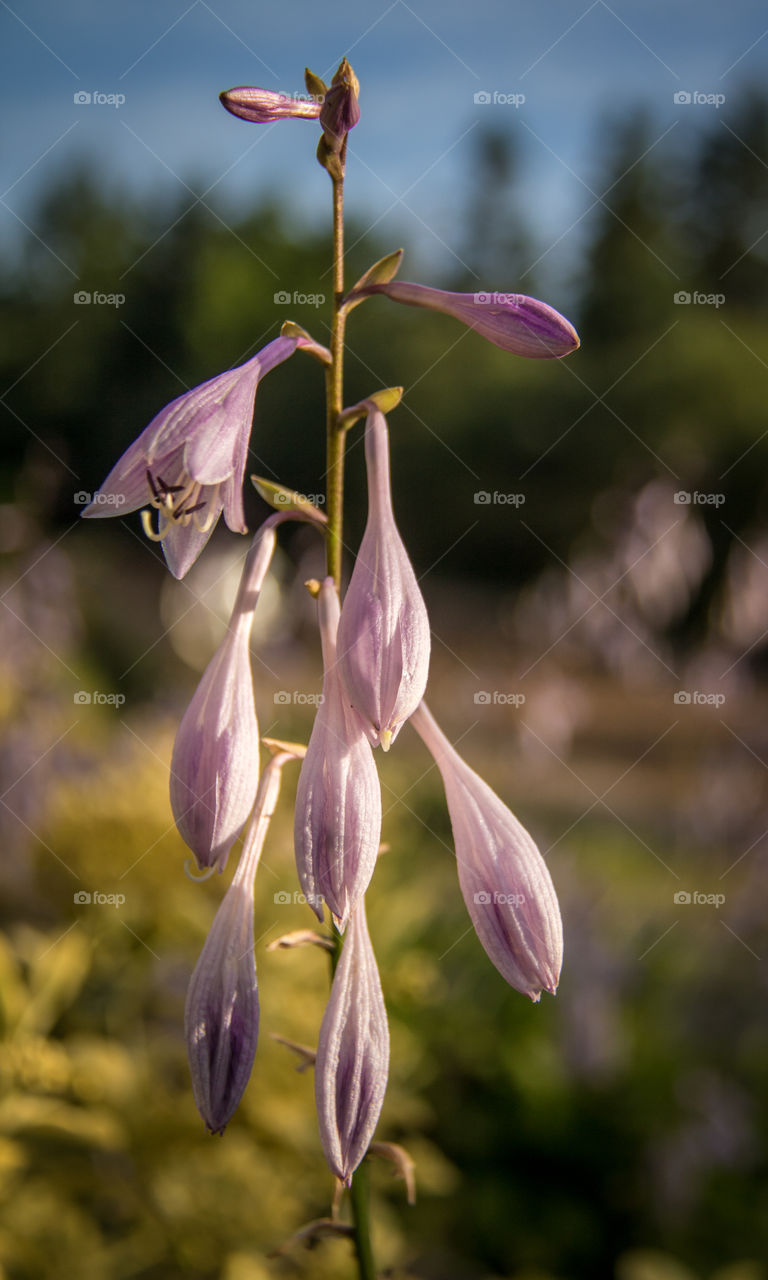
[3, 0, 768, 289]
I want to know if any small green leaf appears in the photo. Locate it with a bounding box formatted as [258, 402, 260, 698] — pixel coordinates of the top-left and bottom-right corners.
[304, 68, 327, 99]
[250, 477, 327, 523]
[345, 250, 404, 311]
[338, 387, 404, 429]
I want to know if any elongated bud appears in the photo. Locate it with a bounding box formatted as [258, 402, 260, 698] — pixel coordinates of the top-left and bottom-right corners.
[316, 58, 360, 180]
[411, 702, 563, 1001]
[170, 523, 276, 873]
[185, 748, 299, 1133]
[337, 409, 430, 749]
[219, 86, 322, 124]
[344, 281, 580, 359]
[315, 900, 389, 1184]
[294, 578, 382, 928]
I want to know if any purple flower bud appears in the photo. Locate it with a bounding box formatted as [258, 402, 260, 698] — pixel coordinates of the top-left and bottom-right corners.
[185, 747, 299, 1134]
[336, 409, 430, 750]
[315, 900, 389, 1184]
[318, 58, 361, 144]
[294, 578, 381, 929]
[345, 281, 580, 359]
[411, 702, 563, 1001]
[82, 334, 329, 578]
[219, 86, 323, 124]
[170, 525, 276, 873]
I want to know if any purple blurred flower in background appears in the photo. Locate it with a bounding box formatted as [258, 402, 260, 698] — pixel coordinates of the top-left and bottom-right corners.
[186, 744, 302, 1134]
[412, 701, 563, 1001]
[345, 280, 580, 359]
[337, 408, 430, 751]
[315, 899, 389, 1184]
[294, 577, 381, 929]
[170, 523, 276, 874]
[82, 333, 328, 578]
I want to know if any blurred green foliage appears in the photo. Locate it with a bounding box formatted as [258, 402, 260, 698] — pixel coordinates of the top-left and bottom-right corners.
[1, 92, 768, 1279]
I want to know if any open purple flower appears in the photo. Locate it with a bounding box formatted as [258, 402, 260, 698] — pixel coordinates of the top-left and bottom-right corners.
[82, 333, 328, 578]
[185, 745, 301, 1134]
[294, 577, 381, 929]
[315, 899, 389, 1184]
[337, 407, 430, 750]
[411, 701, 563, 1001]
[344, 280, 579, 359]
[170, 523, 276, 874]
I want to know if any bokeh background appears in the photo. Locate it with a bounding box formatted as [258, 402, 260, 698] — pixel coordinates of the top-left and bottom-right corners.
[2, 3, 768, 1278]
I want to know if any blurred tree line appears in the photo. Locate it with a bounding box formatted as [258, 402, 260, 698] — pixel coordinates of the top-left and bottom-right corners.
[1, 91, 768, 656]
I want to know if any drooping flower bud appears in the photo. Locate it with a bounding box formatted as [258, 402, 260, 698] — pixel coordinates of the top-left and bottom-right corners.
[170, 523, 276, 873]
[344, 280, 579, 360]
[411, 701, 563, 1001]
[294, 578, 381, 929]
[185, 745, 302, 1133]
[336, 408, 430, 750]
[315, 899, 389, 1184]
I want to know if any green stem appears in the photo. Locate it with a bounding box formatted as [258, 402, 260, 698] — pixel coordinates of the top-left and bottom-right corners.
[325, 162, 348, 586]
[348, 1159, 377, 1280]
[324, 146, 377, 1280]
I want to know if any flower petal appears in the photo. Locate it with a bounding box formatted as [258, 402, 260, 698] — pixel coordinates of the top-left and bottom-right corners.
[294, 579, 382, 928]
[220, 86, 323, 123]
[348, 281, 580, 359]
[411, 701, 563, 1000]
[314, 900, 389, 1183]
[170, 525, 277, 870]
[337, 410, 430, 748]
[185, 747, 300, 1133]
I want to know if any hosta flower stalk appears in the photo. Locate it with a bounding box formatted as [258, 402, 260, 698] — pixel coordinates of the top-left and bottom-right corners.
[315, 899, 389, 1184]
[337, 407, 430, 750]
[411, 701, 563, 1001]
[294, 577, 381, 928]
[185, 745, 301, 1134]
